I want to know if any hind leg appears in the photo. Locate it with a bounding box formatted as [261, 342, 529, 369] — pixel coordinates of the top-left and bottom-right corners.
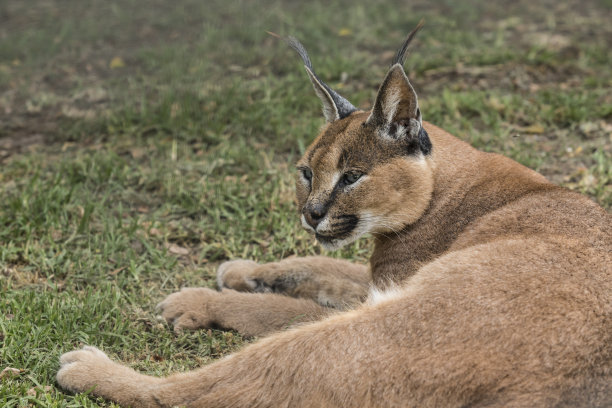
[216, 256, 370, 308]
[58, 239, 609, 407]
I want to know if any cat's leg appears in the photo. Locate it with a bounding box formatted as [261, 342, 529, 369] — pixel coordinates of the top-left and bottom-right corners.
[157, 258, 369, 337]
[157, 287, 331, 337]
[216, 256, 370, 308]
[58, 294, 444, 408]
[57, 239, 608, 407]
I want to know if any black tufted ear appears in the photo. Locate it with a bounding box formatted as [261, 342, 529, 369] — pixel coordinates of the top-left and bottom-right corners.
[286, 37, 357, 122]
[366, 21, 425, 142]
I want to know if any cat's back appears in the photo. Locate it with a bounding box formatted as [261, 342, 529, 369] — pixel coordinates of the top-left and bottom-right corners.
[450, 181, 612, 257]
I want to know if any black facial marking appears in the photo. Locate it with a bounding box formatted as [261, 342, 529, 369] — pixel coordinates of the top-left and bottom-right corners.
[330, 219, 356, 229]
[335, 214, 357, 220]
[328, 214, 359, 238]
[418, 127, 432, 155]
[327, 182, 342, 204]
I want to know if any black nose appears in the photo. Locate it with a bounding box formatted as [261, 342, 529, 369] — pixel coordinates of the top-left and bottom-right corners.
[303, 203, 327, 229]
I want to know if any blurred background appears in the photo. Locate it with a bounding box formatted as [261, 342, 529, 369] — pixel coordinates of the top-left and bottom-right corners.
[0, 0, 610, 405]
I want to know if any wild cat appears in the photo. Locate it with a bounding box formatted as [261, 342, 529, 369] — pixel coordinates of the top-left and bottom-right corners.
[57, 23, 611, 407]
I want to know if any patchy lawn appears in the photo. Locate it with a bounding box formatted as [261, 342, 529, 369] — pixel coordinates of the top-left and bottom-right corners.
[1, 0, 610, 405]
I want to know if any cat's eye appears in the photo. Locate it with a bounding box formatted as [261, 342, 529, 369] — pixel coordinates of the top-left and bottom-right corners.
[301, 168, 313, 183]
[343, 171, 363, 185]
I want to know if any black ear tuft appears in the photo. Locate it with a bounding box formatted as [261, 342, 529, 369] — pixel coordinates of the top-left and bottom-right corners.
[366, 21, 429, 152]
[286, 36, 357, 122]
[286, 36, 314, 72]
[391, 19, 424, 67]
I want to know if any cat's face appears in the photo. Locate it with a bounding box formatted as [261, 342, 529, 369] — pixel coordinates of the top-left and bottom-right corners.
[296, 111, 434, 250]
[290, 24, 432, 250]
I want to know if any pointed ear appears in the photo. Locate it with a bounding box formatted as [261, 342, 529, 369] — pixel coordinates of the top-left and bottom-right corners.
[286, 36, 357, 122]
[303, 66, 342, 122]
[366, 64, 422, 139]
[366, 20, 425, 139]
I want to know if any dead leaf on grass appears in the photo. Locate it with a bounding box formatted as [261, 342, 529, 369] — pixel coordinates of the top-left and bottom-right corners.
[527, 33, 570, 51]
[0, 367, 24, 380]
[110, 266, 126, 276]
[565, 146, 583, 158]
[170, 102, 181, 118]
[27, 385, 52, 396]
[61, 105, 96, 119]
[130, 147, 146, 159]
[487, 97, 505, 112]
[166, 243, 190, 255]
[50, 228, 63, 240]
[109, 57, 125, 69]
[516, 124, 546, 134]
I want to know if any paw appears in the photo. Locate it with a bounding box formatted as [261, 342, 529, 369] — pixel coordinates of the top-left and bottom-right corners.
[216, 259, 261, 291]
[157, 287, 220, 332]
[56, 346, 113, 393]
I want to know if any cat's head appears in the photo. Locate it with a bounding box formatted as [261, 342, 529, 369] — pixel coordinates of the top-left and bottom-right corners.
[292, 22, 435, 250]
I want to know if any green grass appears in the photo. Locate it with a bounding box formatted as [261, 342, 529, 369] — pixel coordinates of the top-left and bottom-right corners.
[0, 0, 611, 406]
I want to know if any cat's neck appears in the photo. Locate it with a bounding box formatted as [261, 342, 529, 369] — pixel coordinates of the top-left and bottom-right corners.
[369, 122, 551, 286]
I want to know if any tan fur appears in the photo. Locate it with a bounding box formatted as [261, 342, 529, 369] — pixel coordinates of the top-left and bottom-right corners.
[158, 287, 329, 337]
[57, 34, 611, 407]
[216, 257, 369, 309]
[361, 155, 434, 231]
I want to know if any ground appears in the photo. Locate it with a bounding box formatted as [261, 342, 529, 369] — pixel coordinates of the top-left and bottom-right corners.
[0, 0, 611, 406]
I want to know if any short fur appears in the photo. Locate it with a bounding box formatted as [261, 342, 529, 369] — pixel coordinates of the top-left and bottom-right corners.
[57, 26, 611, 407]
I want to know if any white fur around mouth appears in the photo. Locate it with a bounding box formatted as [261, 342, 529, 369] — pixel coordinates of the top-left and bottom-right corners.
[314, 220, 356, 250]
[315, 220, 371, 251]
[301, 214, 316, 233]
[316, 232, 361, 251]
[301, 212, 374, 250]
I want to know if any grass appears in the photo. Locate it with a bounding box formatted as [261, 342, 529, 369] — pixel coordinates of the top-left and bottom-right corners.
[0, 0, 611, 406]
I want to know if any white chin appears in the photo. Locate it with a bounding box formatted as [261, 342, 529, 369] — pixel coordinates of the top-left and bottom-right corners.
[316, 234, 359, 251]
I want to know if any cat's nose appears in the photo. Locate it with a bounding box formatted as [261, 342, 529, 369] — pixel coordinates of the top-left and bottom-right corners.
[303, 203, 327, 229]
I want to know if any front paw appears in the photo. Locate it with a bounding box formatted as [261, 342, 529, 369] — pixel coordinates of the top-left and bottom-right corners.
[157, 287, 220, 332]
[216, 259, 259, 291]
[56, 346, 114, 393]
